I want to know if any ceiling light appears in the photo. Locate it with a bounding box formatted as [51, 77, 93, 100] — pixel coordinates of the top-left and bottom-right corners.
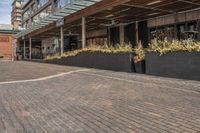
[147, 12, 160, 16]
[105, 14, 114, 18]
[146, 0, 162, 6]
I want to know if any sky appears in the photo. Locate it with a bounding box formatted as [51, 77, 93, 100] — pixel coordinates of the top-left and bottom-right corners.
[0, 0, 12, 24]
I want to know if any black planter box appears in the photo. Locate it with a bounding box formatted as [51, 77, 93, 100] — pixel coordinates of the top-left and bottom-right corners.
[134, 60, 145, 74]
[44, 52, 134, 72]
[146, 52, 200, 81]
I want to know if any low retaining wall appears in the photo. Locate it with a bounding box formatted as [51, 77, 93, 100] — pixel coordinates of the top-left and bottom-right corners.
[44, 52, 134, 72]
[146, 52, 200, 81]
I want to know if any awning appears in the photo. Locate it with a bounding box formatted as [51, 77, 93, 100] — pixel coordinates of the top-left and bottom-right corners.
[17, 0, 200, 40]
[15, 0, 102, 38]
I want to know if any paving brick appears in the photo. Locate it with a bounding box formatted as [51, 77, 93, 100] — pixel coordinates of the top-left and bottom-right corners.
[0, 61, 200, 133]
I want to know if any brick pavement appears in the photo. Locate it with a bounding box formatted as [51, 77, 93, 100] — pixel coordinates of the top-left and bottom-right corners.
[0, 61, 78, 82]
[0, 62, 200, 133]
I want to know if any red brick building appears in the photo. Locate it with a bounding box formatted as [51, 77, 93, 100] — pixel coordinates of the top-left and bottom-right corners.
[0, 28, 19, 60]
[0, 30, 14, 59]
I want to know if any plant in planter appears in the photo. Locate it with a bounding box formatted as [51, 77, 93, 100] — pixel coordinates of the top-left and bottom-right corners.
[147, 38, 200, 55]
[133, 42, 146, 73]
[145, 39, 200, 80]
[45, 43, 134, 72]
[46, 44, 133, 60]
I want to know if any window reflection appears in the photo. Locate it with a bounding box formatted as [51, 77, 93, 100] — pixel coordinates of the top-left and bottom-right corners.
[37, 0, 48, 8]
[54, 0, 73, 9]
[32, 5, 52, 24]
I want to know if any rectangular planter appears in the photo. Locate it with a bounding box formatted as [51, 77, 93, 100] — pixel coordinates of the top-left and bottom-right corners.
[134, 60, 146, 74]
[45, 52, 134, 72]
[146, 52, 200, 81]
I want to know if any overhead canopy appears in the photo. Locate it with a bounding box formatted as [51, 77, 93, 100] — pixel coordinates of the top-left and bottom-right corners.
[15, 0, 102, 38]
[17, 0, 200, 40]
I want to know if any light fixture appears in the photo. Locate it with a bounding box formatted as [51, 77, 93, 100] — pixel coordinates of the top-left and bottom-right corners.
[147, 12, 160, 16]
[105, 14, 114, 18]
[146, 0, 162, 6]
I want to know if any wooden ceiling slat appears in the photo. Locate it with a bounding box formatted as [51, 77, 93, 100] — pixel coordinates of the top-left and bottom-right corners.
[25, 0, 200, 40]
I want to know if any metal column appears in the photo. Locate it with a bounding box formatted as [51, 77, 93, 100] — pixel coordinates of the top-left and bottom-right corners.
[23, 39, 26, 59]
[29, 37, 32, 60]
[120, 25, 125, 44]
[60, 26, 64, 55]
[12, 40, 16, 61]
[135, 21, 139, 45]
[82, 17, 86, 48]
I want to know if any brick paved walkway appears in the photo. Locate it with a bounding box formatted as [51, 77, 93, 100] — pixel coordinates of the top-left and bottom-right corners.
[0, 61, 78, 82]
[0, 61, 200, 133]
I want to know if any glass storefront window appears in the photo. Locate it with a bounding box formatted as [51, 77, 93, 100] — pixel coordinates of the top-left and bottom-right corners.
[23, 22, 28, 29]
[33, 13, 40, 24]
[22, 9, 30, 21]
[32, 5, 52, 24]
[54, 0, 73, 9]
[37, 0, 48, 8]
[150, 21, 199, 41]
[40, 5, 52, 19]
[31, 3, 37, 14]
[22, 0, 30, 6]
[150, 26, 176, 41]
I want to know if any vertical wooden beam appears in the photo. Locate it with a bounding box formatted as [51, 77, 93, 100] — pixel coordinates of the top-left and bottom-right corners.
[29, 37, 32, 60]
[60, 26, 64, 55]
[120, 25, 125, 44]
[174, 13, 178, 39]
[82, 17, 86, 48]
[135, 21, 139, 45]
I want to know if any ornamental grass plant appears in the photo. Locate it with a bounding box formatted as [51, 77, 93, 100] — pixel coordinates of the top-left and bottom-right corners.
[148, 38, 200, 55]
[46, 43, 133, 60]
[46, 39, 200, 60]
[133, 41, 145, 63]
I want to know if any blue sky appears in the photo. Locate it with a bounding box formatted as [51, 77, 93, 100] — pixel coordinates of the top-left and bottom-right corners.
[0, 0, 12, 24]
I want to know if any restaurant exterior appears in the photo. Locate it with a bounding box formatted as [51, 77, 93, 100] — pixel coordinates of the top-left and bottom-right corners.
[14, 0, 200, 80]
[15, 0, 200, 58]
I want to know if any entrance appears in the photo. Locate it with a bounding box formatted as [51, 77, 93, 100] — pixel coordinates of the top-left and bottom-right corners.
[64, 35, 79, 52]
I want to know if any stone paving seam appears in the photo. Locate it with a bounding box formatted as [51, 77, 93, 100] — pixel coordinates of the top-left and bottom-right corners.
[0, 69, 90, 85]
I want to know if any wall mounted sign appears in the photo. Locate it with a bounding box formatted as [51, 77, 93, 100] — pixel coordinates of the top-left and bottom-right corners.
[0, 37, 9, 42]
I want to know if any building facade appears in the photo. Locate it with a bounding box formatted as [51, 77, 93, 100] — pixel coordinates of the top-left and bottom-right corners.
[11, 0, 24, 30]
[21, 0, 73, 29]
[15, 0, 200, 59]
[18, 0, 75, 59]
[0, 25, 19, 59]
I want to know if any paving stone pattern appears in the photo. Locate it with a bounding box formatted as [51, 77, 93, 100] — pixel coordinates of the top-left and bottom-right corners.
[0, 61, 200, 133]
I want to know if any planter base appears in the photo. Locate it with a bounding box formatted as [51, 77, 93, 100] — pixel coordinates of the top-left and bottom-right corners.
[44, 52, 133, 72]
[146, 52, 200, 81]
[134, 61, 146, 74]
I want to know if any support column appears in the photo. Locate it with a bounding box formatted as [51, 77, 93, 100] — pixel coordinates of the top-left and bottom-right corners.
[12, 39, 17, 61]
[135, 21, 139, 45]
[198, 19, 200, 41]
[60, 26, 64, 55]
[107, 27, 111, 45]
[23, 39, 26, 59]
[174, 13, 178, 39]
[29, 37, 32, 60]
[82, 17, 86, 48]
[120, 25, 125, 44]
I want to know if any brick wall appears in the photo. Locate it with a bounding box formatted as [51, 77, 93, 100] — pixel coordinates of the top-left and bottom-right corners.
[0, 33, 13, 59]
